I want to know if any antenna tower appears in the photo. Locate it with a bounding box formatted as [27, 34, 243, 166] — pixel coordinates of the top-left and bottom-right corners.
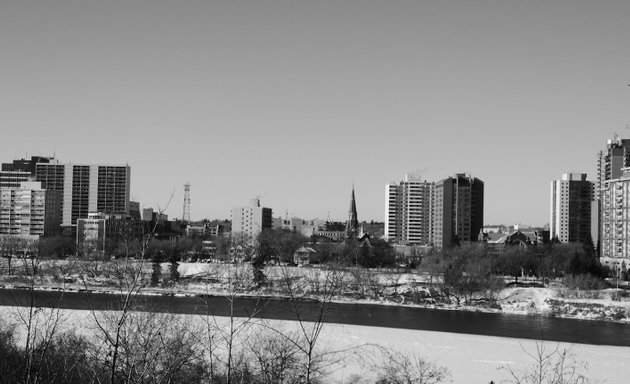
[183, 183, 191, 223]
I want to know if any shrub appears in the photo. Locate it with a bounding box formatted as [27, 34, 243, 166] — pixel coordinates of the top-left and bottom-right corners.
[612, 310, 626, 321]
[563, 274, 608, 291]
[376, 349, 450, 384]
[499, 340, 589, 384]
[0, 320, 97, 384]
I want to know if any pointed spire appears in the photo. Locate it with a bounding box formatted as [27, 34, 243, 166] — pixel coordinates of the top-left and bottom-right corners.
[346, 185, 359, 238]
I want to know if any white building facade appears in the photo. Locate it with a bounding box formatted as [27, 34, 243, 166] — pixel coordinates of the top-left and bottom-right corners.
[385, 174, 433, 245]
[231, 198, 272, 244]
[600, 168, 630, 270]
[0, 181, 61, 238]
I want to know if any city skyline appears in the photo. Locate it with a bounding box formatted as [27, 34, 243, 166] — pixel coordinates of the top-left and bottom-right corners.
[2, 1, 630, 225]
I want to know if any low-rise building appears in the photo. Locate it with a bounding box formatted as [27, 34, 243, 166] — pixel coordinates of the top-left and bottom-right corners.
[76, 212, 145, 257]
[481, 230, 534, 254]
[293, 246, 316, 266]
[312, 230, 346, 242]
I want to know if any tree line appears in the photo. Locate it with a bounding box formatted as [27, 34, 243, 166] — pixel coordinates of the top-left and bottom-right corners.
[2, 227, 619, 299]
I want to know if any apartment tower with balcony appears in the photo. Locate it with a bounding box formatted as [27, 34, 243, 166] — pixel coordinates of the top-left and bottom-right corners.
[597, 136, 630, 199]
[385, 173, 484, 250]
[0, 156, 54, 188]
[385, 174, 433, 245]
[550, 173, 595, 244]
[600, 168, 630, 269]
[0, 181, 61, 238]
[35, 162, 131, 227]
[593, 136, 630, 254]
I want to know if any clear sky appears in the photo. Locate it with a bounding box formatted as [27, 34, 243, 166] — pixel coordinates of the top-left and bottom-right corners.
[1, 1, 630, 226]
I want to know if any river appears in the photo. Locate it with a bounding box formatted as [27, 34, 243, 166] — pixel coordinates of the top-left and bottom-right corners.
[0, 288, 628, 347]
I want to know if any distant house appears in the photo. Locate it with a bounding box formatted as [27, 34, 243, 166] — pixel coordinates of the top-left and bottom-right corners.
[312, 230, 346, 242]
[392, 244, 432, 264]
[480, 229, 535, 254]
[293, 246, 316, 266]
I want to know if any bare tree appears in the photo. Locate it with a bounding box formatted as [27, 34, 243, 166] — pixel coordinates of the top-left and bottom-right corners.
[9, 245, 71, 384]
[349, 267, 371, 299]
[86, 192, 175, 384]
[91, 307, 205, 383]
[80, 238, 111, 279]
[256, 265, 346, 384]
[197, 263, 265, 384]
[375, 349, 450, 384]
[247, 328, 302, 384]
[0, 236, 22, 275]
[419, 250, 444, 286]
[0, 318, 97, 384]
[87, 248, 149, 384]
[439, 244, 504, 306]
[499, 339, 589, 384]
[384, 266, 405, 297]
[304, 268, 323, 294]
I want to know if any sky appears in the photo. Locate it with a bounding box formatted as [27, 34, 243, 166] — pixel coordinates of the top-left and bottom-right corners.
[1, 0, 630, 226]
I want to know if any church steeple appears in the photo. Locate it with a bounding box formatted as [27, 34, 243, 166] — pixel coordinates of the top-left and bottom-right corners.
[346, 185, 359, 238]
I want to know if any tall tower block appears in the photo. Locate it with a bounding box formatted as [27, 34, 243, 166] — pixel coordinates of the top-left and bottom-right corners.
[385, 174, 433, 245]
[550, 173, 594, 243]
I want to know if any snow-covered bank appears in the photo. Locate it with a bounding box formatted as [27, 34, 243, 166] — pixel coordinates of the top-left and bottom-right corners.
[3, 260, 630, 324]
[496, 286, 630, 322]
[155, 263, 630, 323]
[0, 306, 627, 383]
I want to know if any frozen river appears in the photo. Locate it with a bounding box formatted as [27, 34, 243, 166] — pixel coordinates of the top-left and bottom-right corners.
[1, 287, 629, 346]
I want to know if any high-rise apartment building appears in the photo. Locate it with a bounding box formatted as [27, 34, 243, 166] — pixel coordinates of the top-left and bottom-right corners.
[597, 136, 630, 200]
[385, 173, 484, 250]
[35, 162, 131, 227]
[0, 156, 53, 188]
[550, 173, 594, 244]
[431, 174, 484, 250]
[0, 181, 61, 237]
[385, 174, 433, 245]
[231, 198, 272, 244]
[594, 136, 630, 255]
[600, 168, 630, 269]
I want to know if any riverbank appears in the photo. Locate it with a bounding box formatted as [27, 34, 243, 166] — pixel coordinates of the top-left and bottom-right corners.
[1, 260, 630, 324]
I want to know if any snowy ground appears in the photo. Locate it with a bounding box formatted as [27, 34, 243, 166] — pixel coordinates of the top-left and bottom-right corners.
[321, 323, 630, 384]
[177, 263, 630, 323]
[0, 306, 628, 383]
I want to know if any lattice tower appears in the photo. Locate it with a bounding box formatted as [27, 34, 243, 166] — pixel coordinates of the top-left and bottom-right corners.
[183, 183, 191, 222]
